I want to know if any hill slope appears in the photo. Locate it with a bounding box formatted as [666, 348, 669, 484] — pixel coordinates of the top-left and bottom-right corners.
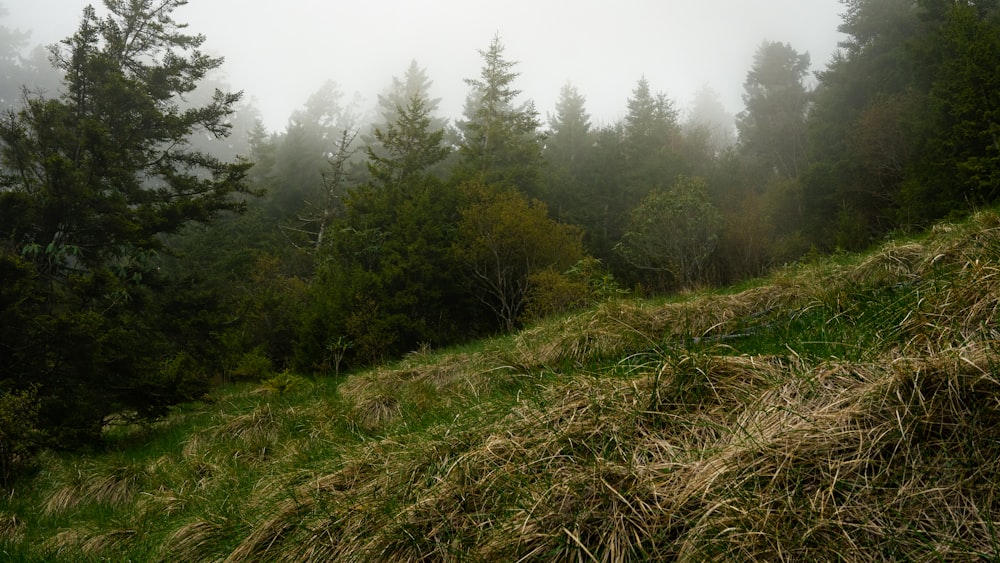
[5, 211, 1000, 561]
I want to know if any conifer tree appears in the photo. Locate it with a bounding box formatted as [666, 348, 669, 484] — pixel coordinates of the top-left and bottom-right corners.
[0, 0, 252, 444]
[456, 35, 544, 197]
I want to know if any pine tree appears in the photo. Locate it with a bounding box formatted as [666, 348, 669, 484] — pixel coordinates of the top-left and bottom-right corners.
[307, 90, 462, 366]
[737, 41, 811, 180]
[544, 82, 593, 222]
[0, 0, 252, 445]
[456, 35, 544, 197]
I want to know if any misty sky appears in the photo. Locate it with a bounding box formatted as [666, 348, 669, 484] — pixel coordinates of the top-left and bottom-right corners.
[4, 0, 846, 131]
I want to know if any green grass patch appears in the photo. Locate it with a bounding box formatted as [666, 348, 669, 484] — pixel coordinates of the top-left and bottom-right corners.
[6, 209, 1000, 561]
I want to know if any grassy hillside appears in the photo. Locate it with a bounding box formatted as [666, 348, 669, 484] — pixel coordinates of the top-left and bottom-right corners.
[5, 210, 1000, 561]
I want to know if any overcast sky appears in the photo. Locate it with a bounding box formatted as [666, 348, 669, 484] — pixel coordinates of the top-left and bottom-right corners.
[4, 0, 846, 132]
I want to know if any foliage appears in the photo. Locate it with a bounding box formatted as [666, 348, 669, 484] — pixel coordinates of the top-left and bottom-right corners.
[304, 88, 464, 369]
[456, 35, 544, 197]
[454, 183, 586, 331]
[0, 0, 252, 445]
[259, 371, 311, 396]
[232, 347, 274, 382]
[684, 84, 736, 154]
[737, 40, 811, 180]
[520, 269, 591, 324]
[903, 1, 1000, 222]
[6, 209, 1000, 561]
[616, 176, 722, 288]
[0, 386, 42, 485]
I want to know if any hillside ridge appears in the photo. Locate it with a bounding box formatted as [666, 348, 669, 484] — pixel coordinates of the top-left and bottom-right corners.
[4, 210, 1000, 561]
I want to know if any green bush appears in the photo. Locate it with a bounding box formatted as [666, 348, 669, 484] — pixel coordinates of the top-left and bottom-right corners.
[232, 347, 274, 381]
[521, 269, 591, 323]
[260, 371, 311, 395]
[0, 387, 43, 485]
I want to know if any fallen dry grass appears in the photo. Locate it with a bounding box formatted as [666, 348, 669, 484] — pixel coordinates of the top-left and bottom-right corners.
[12, 210, 1000, 561]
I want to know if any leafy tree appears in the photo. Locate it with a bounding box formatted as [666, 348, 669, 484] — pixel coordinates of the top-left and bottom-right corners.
[0, 0, 252, 445]
[616, 176, 721, 288]
[453, 184, 585, 332]
[456, 35, 544, 197]
[737, 41, 811, 181]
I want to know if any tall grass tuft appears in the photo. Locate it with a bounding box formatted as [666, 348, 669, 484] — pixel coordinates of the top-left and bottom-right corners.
[7, 208, 1000, 560]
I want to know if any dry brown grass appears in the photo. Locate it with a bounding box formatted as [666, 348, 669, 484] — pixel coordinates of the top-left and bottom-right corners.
[158, 519, 230, 563]
[208, 337, 1000, 562]
[182, 402, 282, 463]
[43, 461, 147, 516]
[0, 512, 24, 542]
[18, 209, 1000, 562]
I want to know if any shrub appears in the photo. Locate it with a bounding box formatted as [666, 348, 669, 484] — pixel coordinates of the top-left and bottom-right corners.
[232, 347, 274, 382]
[521, 269, 591, 324]
[0, 386, 43, 485]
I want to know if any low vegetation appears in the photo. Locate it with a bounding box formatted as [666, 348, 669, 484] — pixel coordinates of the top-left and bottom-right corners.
[4, 208, 1000, 561]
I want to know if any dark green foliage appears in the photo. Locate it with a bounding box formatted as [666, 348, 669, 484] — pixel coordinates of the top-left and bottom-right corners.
[802, 0, 1000, 246]
[304, 90, 465, 369]
[0, 0, 252, 446]
[456, 35, 545, 198]
[0, 386, 42, 484]
[903, 1, 1000, 222]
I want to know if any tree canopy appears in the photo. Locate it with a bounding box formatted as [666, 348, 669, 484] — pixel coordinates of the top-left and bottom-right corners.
[0, 0, 252, 445]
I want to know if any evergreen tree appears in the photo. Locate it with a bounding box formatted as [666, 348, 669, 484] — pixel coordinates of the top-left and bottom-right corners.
[684, 84, 735, 156]
[306, 91, 461, 366]
[802, 0, 922, 247]
[547, 83, 592, 170]
[265, 80, 356, 227]
[543, 82, 592, 221]
[903, 1, 1000, 222]
[590, 77, 686, 280]
[0, 4, 29, 108]
[0, 0, 252, 445]
[456, 35, 544, 197]
[737, 41, 811, 181]
[373, 60, 444, 134]
[622, 78, 684, 195]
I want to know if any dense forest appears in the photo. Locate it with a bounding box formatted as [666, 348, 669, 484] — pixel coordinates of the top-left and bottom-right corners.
[1, 0, 999, 482]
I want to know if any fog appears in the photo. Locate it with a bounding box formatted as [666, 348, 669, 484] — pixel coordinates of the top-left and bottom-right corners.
[5, 0, 845, 131]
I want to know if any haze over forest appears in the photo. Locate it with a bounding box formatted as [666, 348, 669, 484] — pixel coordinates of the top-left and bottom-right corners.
[5, 0, 846, 130]
[3, 0, 1000, 520]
